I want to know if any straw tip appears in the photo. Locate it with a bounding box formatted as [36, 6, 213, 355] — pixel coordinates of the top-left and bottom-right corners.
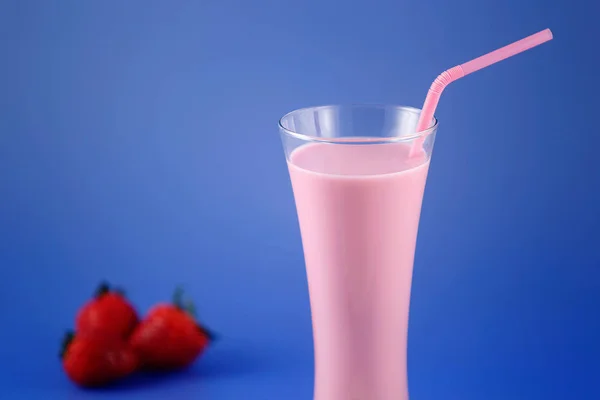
[543, 28, 553, 40]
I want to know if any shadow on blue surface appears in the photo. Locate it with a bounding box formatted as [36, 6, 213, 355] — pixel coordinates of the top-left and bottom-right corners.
[96, 345, 265, 392]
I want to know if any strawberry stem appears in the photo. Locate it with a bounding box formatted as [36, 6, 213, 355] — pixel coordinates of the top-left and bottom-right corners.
[95, 281, 110, 298]
[184, 300, 197, 318]
[173, 286, 215, 341]
[173, 286, 197, 317]
[197, 324, 217, 342]
[60, 331, 75, 359]
[173, 286, 185, 309]
[173, 286, 218, 342]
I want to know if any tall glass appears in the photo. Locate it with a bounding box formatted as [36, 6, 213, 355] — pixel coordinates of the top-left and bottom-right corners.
[279, 105, 438, 400]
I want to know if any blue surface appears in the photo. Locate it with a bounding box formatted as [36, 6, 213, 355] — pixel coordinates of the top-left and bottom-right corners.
[1, 0, 599, 398]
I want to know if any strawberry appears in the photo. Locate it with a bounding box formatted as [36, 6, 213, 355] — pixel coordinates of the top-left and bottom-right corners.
[129, 288, 214, 371]
[60, 331, 138, 387]
[76, 282, 138, 339]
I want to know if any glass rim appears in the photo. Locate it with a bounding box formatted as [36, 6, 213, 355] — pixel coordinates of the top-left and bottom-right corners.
[278, 104, 438, 144]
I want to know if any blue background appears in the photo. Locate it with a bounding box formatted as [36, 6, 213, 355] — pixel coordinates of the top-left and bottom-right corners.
[1, 0, 598, 399]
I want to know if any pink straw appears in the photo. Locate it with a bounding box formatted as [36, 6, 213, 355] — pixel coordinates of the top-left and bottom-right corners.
[409, 28, 553, 157]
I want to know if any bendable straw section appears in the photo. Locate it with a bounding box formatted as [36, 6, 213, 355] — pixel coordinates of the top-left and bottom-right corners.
[408, 65, 465, 157]
[416, 65, 465, 132]
[408, 28, 553, 157]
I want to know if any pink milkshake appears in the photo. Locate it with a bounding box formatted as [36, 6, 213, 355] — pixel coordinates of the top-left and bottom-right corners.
[279, 29, 552, 400]
[288, 142, 429, 400]
[279, 105, 437, 400]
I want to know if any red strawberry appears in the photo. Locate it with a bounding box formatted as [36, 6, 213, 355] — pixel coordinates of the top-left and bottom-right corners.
[60, 331, 138, 387]
[76, 282, 138, 339]
[129, 288, 214, 371]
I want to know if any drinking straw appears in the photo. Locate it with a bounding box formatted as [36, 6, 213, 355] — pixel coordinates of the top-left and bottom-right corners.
[409, 28, 553, 157]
